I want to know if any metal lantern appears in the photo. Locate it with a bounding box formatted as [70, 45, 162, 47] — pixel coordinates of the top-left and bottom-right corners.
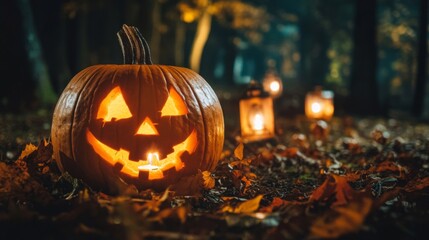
[305, 86, 334, 120]
[239, 81, 275, 142]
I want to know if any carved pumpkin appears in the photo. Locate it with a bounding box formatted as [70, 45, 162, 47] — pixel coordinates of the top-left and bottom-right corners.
[51, 25, 224, 193]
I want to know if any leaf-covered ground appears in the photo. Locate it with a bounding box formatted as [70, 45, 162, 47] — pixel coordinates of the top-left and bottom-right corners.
[1, 111, 429, 239]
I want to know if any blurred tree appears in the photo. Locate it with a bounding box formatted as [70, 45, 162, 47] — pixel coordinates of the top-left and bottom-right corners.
[350, 0, 380, 115]
[412, 0, 428, 117]
[32, 0, 71, 94]
[378, 0, 419, 115]
[17, 0, 57, 107]
[178, 0, 268, 74]
[0, 1, 34, 112]
[298, 1, 330, 88]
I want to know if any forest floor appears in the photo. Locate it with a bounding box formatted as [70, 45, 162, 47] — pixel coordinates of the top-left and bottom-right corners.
[1, 106, 429, 239]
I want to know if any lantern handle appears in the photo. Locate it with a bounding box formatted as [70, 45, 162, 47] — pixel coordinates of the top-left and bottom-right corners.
[117, 24, 153, 65]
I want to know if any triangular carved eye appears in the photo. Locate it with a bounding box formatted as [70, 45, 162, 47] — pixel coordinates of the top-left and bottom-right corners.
[135, 117, 159, 135]
[97, 86, 132, 122]
[161, 88, 188, 117]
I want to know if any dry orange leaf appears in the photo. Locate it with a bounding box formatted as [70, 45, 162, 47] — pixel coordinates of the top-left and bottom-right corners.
[142, 188, 170, 212]
[405, 177, 429, 192]
[281, 147, 299, 158]
[234, 143, 244, 160]
[375, 161, 407, 178]
[310, 197, 372, 238]
[18, 143, 38, 160]
[151, 206, 187, 224]
[202, 171, 215, 189]
[310, 174, 358, 207]
[221, 194, 263, 214]
[261, 197, 307, 213]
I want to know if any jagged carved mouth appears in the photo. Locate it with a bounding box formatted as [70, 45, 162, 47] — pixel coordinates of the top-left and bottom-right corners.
[86, 129, 197, 180]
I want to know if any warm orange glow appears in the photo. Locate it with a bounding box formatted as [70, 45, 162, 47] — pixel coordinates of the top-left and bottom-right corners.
[305, 89, 334, 120]
[97, 86, 132, 122]
[262, 74, 283, 98]
[269, 81, 280, 92]
[311, 102, 322, 113]
[240, 97, 275, 142]
[161, 88, 188, 117]
[135, 117, 159, 135]
[86, 129, 198, 180]
[146, 152, 160, 167]
[251, 113, 265, 131]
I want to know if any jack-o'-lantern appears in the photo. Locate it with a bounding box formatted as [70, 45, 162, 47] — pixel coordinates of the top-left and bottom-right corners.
[51, 25, 224, 193]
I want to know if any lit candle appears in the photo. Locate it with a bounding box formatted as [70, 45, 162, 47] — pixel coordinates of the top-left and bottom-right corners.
[252, 112, 265, 131]
[311, 102, 322, 114]
[138, 152, 160, 170]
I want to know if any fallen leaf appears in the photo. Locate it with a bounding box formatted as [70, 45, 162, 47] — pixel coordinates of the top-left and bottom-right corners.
[310, 174, 358, 207]
[281, 147, 299, 158]
[261, 197, 307, 213]
[241, 176, 252, 193]
[142, 188, 170, 212]
[222, 195, 263, 214]
[234, 143, 244, 160]
[375, 161, 407, 178]
[404, 177, 429, 192]
[18, 143, 38, 160]
[32, 140, 53, 163]
[202, 171, 215, 189]
[310, 197, 372, 238]
[229, 158, 251, 168]
[150, 206, 187, 224]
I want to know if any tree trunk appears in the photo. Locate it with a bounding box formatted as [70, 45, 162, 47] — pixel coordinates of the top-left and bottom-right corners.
[175, 21, 186, 66]
[412, 0, 428, 117]
[150, 0, 161, 63]
[190, 9, 212, 73]
[17, 0, 56, 106]
[349, 0, 379, 115]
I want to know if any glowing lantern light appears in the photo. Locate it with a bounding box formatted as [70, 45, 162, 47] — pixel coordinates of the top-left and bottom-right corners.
[262, 72, 283, 98]
[305, 86, 334, 120]
[239, 81, 275, 142]
[311, 102, 321, 113]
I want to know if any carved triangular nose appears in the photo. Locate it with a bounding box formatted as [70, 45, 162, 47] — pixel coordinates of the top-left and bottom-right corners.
[135, 117, 159, 135]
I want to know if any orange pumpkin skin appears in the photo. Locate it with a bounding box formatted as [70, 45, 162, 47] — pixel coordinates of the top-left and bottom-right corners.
[51, 26, 224, 193]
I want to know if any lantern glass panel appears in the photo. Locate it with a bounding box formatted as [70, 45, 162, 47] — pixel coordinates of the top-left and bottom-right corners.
[240, 96, 275, 142]
[305, 89, 334, 120]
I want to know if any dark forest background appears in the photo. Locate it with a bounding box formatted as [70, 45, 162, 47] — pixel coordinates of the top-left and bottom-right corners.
[0, 0, 428, 119]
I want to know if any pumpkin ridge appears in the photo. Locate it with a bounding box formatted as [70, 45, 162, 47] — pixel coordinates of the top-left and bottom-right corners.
[154, 65, 191, 149]
[54, 67, 94, 172]
[96, 66, 124, 190]
[80, 66, 122, 189]
[166, 66, 209, 171]
[70, 66, 103, 165]
[156, 65, 203, 173]
[79, 67, 114, 188]
[177, 68, 223, 170]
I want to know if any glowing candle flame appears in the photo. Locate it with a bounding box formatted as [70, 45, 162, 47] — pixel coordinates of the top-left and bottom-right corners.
[311, 102, 321, 113]
[252, 113, 265, 131]
[138, 152, 160, 170]
[269, 81, 280, 92]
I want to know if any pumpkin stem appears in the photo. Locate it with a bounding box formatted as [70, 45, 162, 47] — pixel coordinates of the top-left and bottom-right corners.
[117, 24, 153, 65]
